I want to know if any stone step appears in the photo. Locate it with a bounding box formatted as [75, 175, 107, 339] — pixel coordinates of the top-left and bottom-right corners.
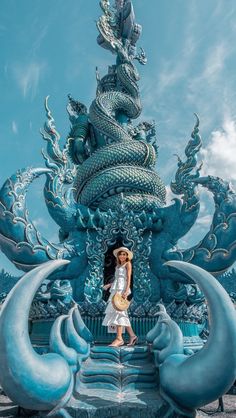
[121, 346, 151, 363]
[82, 358, 156, 373]
[90, 345, 120, 363]
[77, 375, 158, 391]
[78, 360, 121, 391]
[76, 380, 158, 392]
[68, 388, 172, 418]
[76, 379, 120, 392]
[78, 354, 158, 391]
[90, 344, 151, 363]
[87, 357, 154, 368]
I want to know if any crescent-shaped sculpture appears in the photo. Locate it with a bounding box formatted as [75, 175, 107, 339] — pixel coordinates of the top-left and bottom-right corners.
[0, 260, 73, 411]
[155, 261, 236, 415]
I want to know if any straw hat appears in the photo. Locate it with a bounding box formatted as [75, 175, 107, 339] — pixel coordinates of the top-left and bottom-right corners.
[113, 247, 133, 260]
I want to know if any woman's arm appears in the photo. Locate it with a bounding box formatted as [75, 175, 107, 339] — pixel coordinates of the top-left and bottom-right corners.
[103, 283, 112, 290]
[122, 261, 132, 298]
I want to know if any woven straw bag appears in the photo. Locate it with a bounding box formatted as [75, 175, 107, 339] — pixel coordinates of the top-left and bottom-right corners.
[112, 292, 130, 311]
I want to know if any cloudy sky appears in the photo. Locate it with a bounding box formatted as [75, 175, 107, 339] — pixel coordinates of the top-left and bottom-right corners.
[1, 0, 236, 274]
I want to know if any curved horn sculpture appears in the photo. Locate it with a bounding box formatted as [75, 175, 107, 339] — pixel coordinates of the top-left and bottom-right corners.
[0, 260, 74, 411]
[165, 114, 202, 241]
[146, 304, 167, 344]
[64, 307, 90, 358]
[0, 167, 70, 271]
[49, 314, 78, 372]
[154, 314, 184, 365]
[72, 305, 94, 343]
[180, 176, 236, 275]
[149, 116, 202, 279]
[158, 261, 236, 415]
[49, 307, 92, 374]
[41, 96, 79, 232]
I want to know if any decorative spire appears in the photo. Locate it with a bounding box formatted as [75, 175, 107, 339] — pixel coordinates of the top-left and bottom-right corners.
[97, 0, 146, 64]
[115, 0, 124, 10]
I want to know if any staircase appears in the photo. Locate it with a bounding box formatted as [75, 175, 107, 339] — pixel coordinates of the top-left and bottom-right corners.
[67, 345, 179, 418]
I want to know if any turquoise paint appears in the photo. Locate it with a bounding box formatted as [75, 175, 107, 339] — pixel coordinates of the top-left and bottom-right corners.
[0, 1, 236, 417]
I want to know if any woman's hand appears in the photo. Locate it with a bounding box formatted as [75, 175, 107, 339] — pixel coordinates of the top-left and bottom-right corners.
[122, 290, 129, 299]
[103, 284, 111, 291]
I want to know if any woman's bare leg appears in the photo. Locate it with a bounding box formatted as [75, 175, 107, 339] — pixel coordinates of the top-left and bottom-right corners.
[126, 326, 136, 337]
[117, 325, 123, 339]
[109, 325, 124, 346]
[126, 326, 138, 345]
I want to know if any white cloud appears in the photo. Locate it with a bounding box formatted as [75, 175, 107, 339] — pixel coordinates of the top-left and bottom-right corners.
[201, 118, 236, 182]
[13, 62, 45, 99]
[11, 121, 18, 135]
[32, 25, 48, 54]
[165, 185, 175, 205]
[141, 2, 200, 116]
[174, 183, 215, 249]
[186, 40, 233, 132]
[178, 212, 212, 249]
[201, 42, 230, 82]
[154, 3, 199, 95]
[33, 217, 46, 228]
[32, 218, 58, 244]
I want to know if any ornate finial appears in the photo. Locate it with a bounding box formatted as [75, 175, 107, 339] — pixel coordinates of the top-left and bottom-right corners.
[115, 0, 124, 10]
[171, 114, 203, 199]
[99, 0, 111, 16]
[97, 0, 146, 64]
[40, 96, 65, 165]
[192, 113, 200, 137]
[67, 94, 87, 117]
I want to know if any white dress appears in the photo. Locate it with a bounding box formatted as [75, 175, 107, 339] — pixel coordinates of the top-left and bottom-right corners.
[102, 263, 131, 332]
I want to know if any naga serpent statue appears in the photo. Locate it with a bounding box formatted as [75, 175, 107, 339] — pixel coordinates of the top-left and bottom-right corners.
[0, 0, 236, 417]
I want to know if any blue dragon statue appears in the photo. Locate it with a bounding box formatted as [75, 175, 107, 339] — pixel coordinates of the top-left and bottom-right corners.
[147, 261, 236, 417]
[0, 1, 236, 416]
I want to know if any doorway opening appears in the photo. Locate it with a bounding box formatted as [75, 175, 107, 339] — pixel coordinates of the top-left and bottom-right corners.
[103, 240, 134, 301]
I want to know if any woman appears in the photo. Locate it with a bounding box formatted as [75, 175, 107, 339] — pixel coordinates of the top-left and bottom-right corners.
[102, 246, 138, 347]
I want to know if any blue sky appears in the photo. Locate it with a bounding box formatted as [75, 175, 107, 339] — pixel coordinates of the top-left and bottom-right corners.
[1, 0, 236, 274]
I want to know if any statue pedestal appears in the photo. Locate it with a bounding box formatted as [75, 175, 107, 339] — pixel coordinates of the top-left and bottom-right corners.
[65, 345, 188, 418]
[30, 317, 204, 353]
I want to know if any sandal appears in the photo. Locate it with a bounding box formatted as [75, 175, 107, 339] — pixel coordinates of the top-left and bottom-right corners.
[109, 337, 124, 347]
[127, 335, 138, 346]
